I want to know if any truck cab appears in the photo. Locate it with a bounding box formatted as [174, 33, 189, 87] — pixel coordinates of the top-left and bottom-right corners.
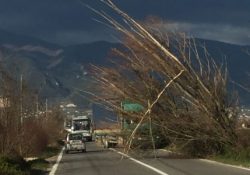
[71, 115, 93, 141]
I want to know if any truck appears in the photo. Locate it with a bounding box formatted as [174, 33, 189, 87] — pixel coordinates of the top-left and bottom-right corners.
[65, 115, 93, 141]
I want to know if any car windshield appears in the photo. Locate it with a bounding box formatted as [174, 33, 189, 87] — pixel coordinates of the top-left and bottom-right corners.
[69, 134, 82, 140]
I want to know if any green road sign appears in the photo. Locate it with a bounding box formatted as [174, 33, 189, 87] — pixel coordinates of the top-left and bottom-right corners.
[122, 101, 144, 112]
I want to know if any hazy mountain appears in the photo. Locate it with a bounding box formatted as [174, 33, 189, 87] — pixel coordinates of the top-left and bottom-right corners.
[0, 29, 249, 107]
[0, 29, 119, 106]
[0, 29, 60, 49]
[64, 41, 121, 65]
[195, 39, 250, 104]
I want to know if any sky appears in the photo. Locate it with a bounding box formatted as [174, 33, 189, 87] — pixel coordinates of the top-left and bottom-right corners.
[0, 0, 249, 46]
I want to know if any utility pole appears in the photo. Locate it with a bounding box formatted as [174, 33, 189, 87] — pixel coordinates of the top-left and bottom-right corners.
[35, 94, 39, 118]
[45, 98, 48, 118]
[36, 95, 39, 113]
[19, 74, 23, 155]
[20, 74, 23, 125]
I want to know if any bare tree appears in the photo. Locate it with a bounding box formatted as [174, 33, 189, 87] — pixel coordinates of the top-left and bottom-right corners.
[91, 0, 238, 156]
[0, 63, 64, 156]
[0, 68, 22, 155]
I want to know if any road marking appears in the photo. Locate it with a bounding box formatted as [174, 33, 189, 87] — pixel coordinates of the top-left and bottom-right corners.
[49, 147, 65, 175]
[110, 148, 169, 175]
[200, 159, 250, 171]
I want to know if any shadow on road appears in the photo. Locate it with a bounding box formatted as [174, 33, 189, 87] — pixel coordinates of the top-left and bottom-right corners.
[119, 148, 191, 160]
[85, 150, 107, 154]
[31, 169, 49, 175]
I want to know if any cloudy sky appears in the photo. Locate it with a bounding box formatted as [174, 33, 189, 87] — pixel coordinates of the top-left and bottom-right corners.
[0, 0, 249, 45]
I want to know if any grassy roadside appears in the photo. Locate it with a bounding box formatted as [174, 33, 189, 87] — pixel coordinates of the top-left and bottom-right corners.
[209, 156, 250, 168]
[0, 154, 30, 175]
[0, 145, 62, 175]
[208, 149, 250, 168]
[28, 145, 62, 175]
[29, 158, 50, 175]
[39, 146, 61, 160]
[206, 129, 250, 169]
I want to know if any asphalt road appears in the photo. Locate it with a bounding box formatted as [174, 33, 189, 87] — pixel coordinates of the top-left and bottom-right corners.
[53, 142, 250, 175]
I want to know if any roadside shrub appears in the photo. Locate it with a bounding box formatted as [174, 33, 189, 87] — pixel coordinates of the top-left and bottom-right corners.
[42, 108, 64, 146]
[214, 146, 250, 167]
[28, 158, 49, 171]
[180, 140, 225, 157]
[222, 129, 250, 163]
[21, 119, 49, 156]
[236, 129, 250, 148]
[20, 108, 64, 157]
[0, 154, 30, 175]
[40, 146, 60, 159]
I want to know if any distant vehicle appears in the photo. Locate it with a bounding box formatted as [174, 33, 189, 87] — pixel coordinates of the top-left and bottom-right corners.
[65, 133, 86, 154]
[71, 115, 93, 141]
[103, 135, 118, 148]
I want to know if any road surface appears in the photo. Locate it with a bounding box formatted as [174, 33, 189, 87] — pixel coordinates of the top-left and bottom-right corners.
[52, 142, 250, 175]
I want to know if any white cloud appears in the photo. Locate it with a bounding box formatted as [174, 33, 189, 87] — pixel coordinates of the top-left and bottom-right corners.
[161, 22, 250, 45]
[47, 22, 250, 46]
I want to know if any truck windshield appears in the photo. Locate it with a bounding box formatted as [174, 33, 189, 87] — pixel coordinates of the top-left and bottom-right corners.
[73, 119, 90, 131]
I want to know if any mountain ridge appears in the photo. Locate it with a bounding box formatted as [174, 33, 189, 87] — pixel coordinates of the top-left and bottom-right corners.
[0, 29, 249, 106]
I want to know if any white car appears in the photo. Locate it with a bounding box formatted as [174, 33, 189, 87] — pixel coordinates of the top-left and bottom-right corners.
[65, 133, 86, 153]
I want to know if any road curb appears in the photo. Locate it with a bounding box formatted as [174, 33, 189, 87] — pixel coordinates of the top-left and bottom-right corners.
[199, 159, 250, 171]
[160, 148, 250, 171]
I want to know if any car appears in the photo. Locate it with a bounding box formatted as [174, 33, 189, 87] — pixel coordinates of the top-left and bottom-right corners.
[65, 133, 86, 153]
[103, 135, 118, 148]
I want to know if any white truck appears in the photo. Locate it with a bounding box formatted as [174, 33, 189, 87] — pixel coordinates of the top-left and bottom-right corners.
[65, 115, 93, 141]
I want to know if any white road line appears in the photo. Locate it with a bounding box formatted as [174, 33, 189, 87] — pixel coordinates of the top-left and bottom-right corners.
[110, 148, 169, 175]
[49, 147, 65, 175]
[199, 159, 250, 171]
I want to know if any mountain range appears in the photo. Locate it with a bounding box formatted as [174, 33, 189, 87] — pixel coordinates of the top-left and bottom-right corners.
[0, 29, 250, 109]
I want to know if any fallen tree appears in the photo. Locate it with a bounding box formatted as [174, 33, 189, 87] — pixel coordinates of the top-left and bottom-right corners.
[91, 0, 238, 156]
